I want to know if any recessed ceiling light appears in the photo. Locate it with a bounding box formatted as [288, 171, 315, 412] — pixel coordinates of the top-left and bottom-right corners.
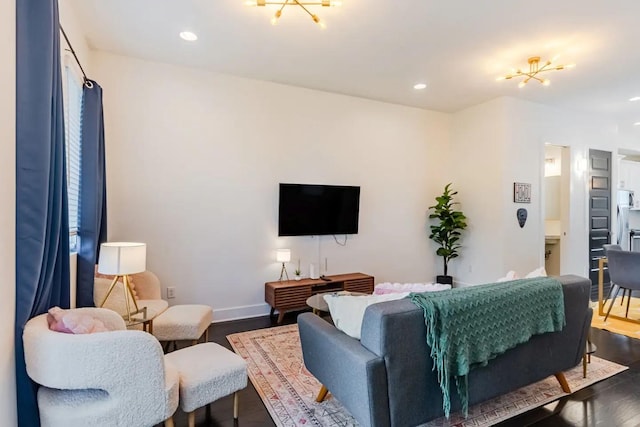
[630, 96, 640, 102]
[179, 31, 198, 41]
[413, 83, 427, 90]
[634, 122, 640, 126]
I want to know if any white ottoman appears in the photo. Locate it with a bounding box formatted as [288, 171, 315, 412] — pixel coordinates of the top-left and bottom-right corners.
[153, 305, 213, 346]
[165, 343, 248, 427]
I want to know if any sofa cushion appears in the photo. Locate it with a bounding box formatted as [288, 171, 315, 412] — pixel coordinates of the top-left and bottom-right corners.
[323, 292, 409, 339]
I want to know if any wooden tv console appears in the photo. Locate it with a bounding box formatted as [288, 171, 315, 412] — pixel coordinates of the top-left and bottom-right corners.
[265, 272, 374, 323]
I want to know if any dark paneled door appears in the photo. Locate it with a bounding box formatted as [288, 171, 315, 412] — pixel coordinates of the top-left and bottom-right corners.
[589, 149, 612, 301]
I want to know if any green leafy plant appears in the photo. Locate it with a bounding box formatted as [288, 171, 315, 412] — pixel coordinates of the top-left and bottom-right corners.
[294, 268, 301, 276]
[428, 183, 468, 277]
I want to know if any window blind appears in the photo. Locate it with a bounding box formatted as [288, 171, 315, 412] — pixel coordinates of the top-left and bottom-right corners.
[64, 65, 83, 244]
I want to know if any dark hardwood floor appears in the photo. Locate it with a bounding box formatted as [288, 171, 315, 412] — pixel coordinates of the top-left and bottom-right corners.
[169, 311, 640, 427]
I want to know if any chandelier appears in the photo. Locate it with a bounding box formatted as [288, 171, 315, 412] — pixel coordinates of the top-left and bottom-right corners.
[245, 0, 342, 28]
[497, 56, 575, 88]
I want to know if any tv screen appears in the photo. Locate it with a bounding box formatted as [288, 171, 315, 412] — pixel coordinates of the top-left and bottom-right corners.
[278, 183, 360, 236]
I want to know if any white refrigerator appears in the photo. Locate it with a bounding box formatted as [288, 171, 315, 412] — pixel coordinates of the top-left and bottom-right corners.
[617, 189, 634, 250]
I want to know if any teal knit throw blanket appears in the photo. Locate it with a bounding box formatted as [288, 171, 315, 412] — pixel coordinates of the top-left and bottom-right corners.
[409, 277, 565, 418]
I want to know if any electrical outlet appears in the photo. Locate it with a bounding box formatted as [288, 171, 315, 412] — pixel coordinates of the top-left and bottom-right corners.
[167, 287, 176, 299]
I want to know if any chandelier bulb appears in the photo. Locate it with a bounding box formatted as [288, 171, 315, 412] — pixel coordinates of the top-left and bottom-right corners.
[518, 81, 526, 89]
[311, 14, 326, 28]
[271, 10, 282, 25]
[542, 79, 551, 86]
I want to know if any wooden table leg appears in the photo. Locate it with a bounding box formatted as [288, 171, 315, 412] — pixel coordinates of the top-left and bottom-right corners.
[277, 311, 285, 324]
[315, 385, 329, 402]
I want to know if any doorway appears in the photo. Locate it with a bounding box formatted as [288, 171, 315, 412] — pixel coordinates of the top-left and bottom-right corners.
[543, 144, 570, 277]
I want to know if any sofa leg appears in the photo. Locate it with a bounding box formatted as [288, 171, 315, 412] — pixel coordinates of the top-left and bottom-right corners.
[164, 417, 174, 427]
[315, 385, 329, 402]
[554, 372, 571, 393]
[188, 411, 195, 427]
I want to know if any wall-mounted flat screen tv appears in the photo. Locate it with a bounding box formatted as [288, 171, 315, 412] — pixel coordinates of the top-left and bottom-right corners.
[278, 183, 360, 236]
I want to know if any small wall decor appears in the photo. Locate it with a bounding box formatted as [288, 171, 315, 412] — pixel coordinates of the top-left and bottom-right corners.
[513, 182, 531, 203]
[517, 208, 528, 228]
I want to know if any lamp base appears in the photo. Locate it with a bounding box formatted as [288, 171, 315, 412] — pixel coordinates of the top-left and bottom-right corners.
[278, 263, 290, 281]
[99, 274, 140, 321]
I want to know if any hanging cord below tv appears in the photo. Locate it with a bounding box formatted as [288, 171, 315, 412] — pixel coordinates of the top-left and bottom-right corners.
[333, 235, 348, 246]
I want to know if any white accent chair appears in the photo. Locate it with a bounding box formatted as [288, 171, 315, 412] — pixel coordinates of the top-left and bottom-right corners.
[23, 307, 179, 427]
[95, 270, 213, 349]
[94, 270, 169, 319]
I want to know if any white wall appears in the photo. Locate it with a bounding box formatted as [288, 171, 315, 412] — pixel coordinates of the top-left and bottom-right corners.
[450, 96, 626, 284]
[449, 98, 508, 284]
[0, 0, 17, 423]
[92, 51, 450, 320]
[59, 0, 92, 76]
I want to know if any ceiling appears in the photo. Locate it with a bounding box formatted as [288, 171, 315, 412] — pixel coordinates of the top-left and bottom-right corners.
[69, 0, 640, 130]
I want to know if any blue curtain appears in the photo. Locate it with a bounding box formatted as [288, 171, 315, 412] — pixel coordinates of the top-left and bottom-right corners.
[15, 0, 71, 425]
[76, 81, 108, 307]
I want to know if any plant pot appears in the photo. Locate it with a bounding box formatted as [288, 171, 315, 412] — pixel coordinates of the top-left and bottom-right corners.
[295, 276, 301, 281]
[436, 275, 453, 285]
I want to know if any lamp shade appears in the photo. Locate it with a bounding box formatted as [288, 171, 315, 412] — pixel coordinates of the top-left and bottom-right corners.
[98, 242, 147, 275]
[276, 249, 291, 263]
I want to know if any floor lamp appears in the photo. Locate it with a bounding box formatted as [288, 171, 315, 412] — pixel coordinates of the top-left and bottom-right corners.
[97, 242, 146, 321]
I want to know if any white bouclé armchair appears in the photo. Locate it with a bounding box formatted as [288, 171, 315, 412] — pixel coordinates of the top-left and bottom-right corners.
[23, 307, 179, 427]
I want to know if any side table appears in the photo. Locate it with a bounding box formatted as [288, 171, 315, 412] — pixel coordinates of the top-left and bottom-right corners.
[125, 307, 153, 334]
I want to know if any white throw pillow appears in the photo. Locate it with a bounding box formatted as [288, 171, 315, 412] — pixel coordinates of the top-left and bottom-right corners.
[525, 267, 547, 278]
[497, 270, 520, 282]
[323, 292, 409, 340]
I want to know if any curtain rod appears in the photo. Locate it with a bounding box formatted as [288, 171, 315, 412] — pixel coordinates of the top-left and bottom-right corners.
[59, 25, 93, 88]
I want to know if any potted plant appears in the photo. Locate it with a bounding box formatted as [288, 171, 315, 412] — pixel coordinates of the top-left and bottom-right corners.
[428, 183, 467, 285]
[294, 268, 302, 281]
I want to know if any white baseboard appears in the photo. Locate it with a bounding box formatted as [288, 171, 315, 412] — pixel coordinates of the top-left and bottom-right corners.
[212, 303, 272, 323]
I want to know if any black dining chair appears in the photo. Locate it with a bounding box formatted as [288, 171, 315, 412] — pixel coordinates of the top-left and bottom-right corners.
[604, 249, 640, 321]
[602, 244, 625, 304]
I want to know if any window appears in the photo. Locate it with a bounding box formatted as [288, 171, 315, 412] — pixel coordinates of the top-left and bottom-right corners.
[63, 59, 84, 252]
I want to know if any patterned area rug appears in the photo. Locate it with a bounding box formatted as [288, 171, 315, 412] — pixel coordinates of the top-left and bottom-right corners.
[591, 297, 640, 340]
[227, 325, 627, 427]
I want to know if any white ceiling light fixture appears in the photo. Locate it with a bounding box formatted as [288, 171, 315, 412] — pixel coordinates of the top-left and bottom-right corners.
[630, 96, 640, 102]
[497, 56, 575, 88]
[245, 0, 342, 29]
[634, 122, 640, 126]
[179, 31, 198, 41]
[413, 83, 427, 90]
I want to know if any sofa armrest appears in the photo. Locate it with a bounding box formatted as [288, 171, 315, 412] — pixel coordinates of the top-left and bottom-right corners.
[297, 313, 390, 427]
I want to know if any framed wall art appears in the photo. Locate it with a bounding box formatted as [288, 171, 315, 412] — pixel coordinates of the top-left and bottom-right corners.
[513, 182, 531, 203]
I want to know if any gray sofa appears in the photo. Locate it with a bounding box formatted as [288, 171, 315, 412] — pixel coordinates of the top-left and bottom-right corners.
[298, 275, 592, 427]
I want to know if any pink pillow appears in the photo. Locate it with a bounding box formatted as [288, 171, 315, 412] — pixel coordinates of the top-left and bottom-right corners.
[47, 307, 109, 334]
